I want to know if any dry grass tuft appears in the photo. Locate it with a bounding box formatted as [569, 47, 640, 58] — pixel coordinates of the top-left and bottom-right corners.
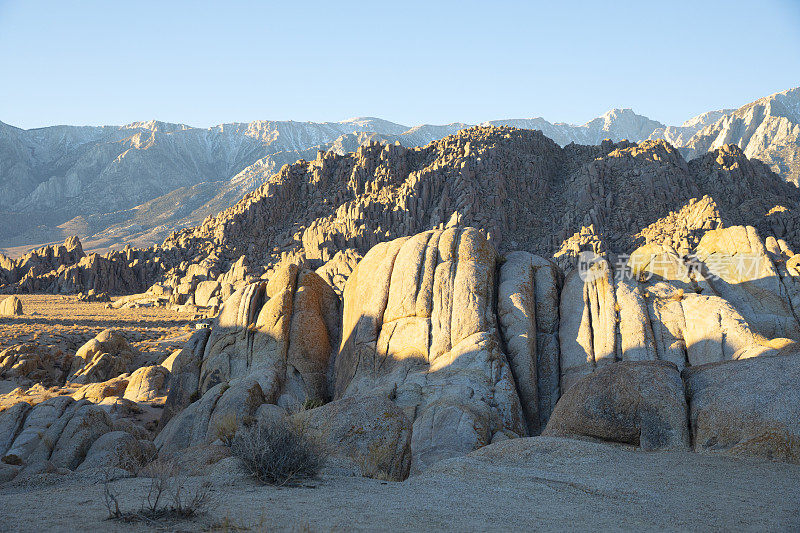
[214, 413, 239, 446]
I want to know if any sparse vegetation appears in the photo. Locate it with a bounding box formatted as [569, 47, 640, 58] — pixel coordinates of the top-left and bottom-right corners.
[115, 437, 157, 476]
[231, 417, 325, 485]
[214, 413, 239, 446]
[301, 397, 325, 411]
[102, 457, 211, 525]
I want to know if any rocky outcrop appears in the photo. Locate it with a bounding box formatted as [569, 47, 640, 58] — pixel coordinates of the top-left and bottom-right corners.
[67, 330, 139, 385]
[148, 222, 800, 471]
[0, 344, 72, 385]
[315, 249, 362, 297]
[1, 237, 169, 296]
[155, 264, 340, 455]
[0, 237, 84, 288]
[0, 397, 115, 471]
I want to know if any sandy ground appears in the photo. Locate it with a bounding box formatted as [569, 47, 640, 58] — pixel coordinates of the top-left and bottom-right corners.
[0, 437, 797, 532]
[0, 294, 196, 354]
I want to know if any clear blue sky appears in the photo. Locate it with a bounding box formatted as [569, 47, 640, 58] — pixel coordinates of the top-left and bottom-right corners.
[1, 0, 799, 129]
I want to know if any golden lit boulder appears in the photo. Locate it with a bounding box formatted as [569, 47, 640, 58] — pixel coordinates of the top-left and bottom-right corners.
[336, 228, 526, 473]
[67, 329, 138, 385]
[0, 296, 23, 316]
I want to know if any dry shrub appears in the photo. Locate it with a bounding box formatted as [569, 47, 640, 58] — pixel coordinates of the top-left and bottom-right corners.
[231, 417, 324, 485]
[214, 413, 239, 446]
[102, 458, 211, 524]
[301, 398, 325, 411]
[115, 438, 156, 476]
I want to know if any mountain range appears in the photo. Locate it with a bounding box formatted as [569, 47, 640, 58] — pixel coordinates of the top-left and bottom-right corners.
[1, 86, 798, 256]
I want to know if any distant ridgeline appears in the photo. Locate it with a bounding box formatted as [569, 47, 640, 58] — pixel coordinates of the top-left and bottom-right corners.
[0, 86, 797, 254]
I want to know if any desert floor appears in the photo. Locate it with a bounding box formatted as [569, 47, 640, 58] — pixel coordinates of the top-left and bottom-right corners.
[0, 294, 196, 351]
[0, 436, 798, 532]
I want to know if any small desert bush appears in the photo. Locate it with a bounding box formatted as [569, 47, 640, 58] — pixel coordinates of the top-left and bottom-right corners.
[231, 417, 324, 485]
[301, 397, 325, 411]
[103, 458, 211, 524]
[214, 413, 239, 446]
[114, 438, 157, 476]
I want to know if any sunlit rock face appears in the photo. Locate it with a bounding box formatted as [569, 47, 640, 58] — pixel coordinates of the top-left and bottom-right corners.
[155, 264, 340, 456]
[331, 225, 800, 470]
[336, 228, 527, 472]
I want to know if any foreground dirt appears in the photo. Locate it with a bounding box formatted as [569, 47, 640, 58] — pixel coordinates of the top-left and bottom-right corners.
[0, 437, 797, 532]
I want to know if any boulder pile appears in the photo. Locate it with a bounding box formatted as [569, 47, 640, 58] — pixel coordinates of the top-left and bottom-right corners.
[158, 224, 800, 479]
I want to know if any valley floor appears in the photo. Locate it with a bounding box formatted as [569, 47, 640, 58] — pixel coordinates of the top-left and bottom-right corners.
[0, 294, 195, 353]
[0, 437, 797, 532]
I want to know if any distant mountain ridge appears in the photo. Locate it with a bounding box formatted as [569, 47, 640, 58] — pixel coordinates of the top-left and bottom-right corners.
[1, 86, 798, 255]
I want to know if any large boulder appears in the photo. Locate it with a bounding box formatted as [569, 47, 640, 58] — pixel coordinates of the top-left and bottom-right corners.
[336, 228, 526, 472]
[683, 352, 800, 463]
[123, 365, 170, 402]
[543, 361, 690, 451]
[67, 330, 138, 385]
[194, 280, 221, 308]
[292, 396, 412, 481]
[0, 296, 23, 316]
